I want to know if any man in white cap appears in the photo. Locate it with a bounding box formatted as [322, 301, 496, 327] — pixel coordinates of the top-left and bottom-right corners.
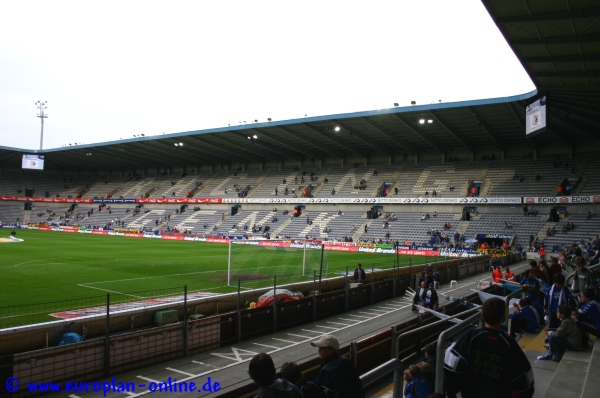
[310, 334, 365, 398]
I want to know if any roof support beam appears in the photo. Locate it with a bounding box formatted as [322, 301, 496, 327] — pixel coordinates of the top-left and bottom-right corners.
[547, 105, 600, 142]
[301, 123, 369, 158]
[359, 117, 419, 154]
[332, 120, 393, 157]
[393, 114, 445, 153]
[466, 107, 503, 149]
[530, 71, 600, 78]
[208, 135, 269, 164]
[520, 53, 600, 63]
[511, 33, 600, 45]
[495, 8, 600, 23]
[186, 136, 256, 163]
[276, 125, 346, 160]
[253, 129, 322, 160]
[428, 111, 476, 153]
[237, 130, 300, 161]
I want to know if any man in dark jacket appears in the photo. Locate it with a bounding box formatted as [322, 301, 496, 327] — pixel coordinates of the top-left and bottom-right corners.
[310, 334, 364, 398]
[444, 298, 534, 398]
[248, 353, 303, 398]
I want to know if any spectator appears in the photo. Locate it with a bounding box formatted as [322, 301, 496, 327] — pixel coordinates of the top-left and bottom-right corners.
[492, 266, 503, 283]
[432, 269, 441, 289]
[571, 256, 594, 294]
[538, 259, 550, 282]
[576, 289, 600, 349]
[424, 283, 439, 310]
[549, 257, 562, 280]
[354, 263, 367, 283]
[544, 273, 575, 329]
[444, 298, 534, 398]
[416, 343, 437, 388]
[504, 266, 516, 282]
[310, 334, 364, 398]
[412, 281, 428, 311]
[519, 269, 541, 301]
[248, 353, 302, 398]
[547, 305, 582, 362]
[404, 365, 433, 398]
[509, 299, 539, 336]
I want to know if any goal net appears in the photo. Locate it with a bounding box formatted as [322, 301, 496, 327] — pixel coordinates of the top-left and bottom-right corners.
[227, 239, 328, 289]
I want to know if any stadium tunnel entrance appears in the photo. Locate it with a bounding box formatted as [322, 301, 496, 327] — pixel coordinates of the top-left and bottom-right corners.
[231, 205, 241, 216]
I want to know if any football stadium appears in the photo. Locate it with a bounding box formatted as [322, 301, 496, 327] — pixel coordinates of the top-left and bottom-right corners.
[1, 1, 600, 397]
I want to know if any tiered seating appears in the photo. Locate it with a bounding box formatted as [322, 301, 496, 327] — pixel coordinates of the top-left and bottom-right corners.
[276, 211, 340, 239]
[321, 211, 366, 239]
[250, 166, 321, 198]
[318, 164, 388, 197]
[462, 212, 547, 248]
[212, 210, 288, 238]
[123, 208, 167, 230]
[395, 162, 440, 198]
[0, 172, 89, 199]
[483, 156, 565, 197]
[166, 209, 223, 233]
[360, 212, 460, 244]
[85, 180, 125, 199]
[542, 214, 600, 248]
[579, 156, 600, 194]
[419, 161, 483, 197]
[0, 204, 25, 224]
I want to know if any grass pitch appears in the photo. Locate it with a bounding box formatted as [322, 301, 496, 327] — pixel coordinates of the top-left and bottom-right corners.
[1, 229, 435, 325]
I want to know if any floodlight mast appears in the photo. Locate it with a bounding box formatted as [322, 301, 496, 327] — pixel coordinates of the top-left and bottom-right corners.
[35, 101, 48, 150]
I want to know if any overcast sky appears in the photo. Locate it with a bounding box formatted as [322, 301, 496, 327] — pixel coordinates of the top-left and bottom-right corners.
[0, 0, 535, 151]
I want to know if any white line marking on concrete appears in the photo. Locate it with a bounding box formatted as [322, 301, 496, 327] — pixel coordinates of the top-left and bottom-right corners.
[287, 333, 310, 339]
[137, 376, 160, 383]
[326, 321, 350, 326]
[166, 367, 195, 377]
[272, 338, 296, 344]
[191, 360, 218, 367]
[315, 325, 337, 329]
[300, 329, 323, 334]
[252, 342, 280, 349]
[210, 347, 258, 362]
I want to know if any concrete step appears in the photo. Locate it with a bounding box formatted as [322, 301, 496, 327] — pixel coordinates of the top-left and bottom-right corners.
[544, 336, 596, 398]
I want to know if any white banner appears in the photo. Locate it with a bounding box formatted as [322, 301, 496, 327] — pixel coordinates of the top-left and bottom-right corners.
[222, 196, 523, 205]
[524, 195, 600, 204]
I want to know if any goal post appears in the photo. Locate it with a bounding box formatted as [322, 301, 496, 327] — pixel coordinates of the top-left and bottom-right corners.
[227, 239, 327, 288]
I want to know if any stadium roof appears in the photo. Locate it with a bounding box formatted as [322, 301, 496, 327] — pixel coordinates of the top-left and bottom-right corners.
[1, 0, 598, 172]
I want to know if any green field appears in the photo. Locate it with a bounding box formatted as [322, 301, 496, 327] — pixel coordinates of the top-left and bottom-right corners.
[1, 229, 435, 327]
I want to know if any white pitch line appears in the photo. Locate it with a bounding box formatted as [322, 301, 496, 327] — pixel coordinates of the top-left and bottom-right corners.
[75, 284, 144, 297]
[166, 367, 196, 377]
[67, 395, 82, 398]
[12, 260, 44, 267]
[81, 270, 224, 285]
[252, 342, 280, 349]
[364, 309, 388, 313]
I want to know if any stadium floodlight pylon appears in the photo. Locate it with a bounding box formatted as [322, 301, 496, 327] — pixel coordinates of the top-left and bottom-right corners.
[227, 239, 327, 288]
